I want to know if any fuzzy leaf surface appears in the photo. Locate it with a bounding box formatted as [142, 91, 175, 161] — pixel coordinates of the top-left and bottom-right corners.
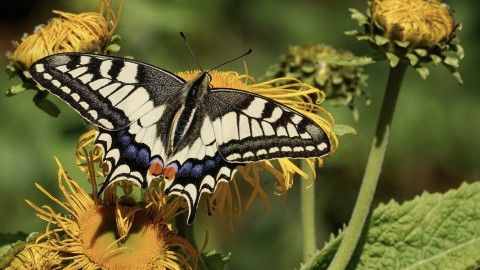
[301, 181, 480, 270]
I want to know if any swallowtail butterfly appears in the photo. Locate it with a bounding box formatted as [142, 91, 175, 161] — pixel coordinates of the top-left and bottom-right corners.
[29, 53, 331, 223]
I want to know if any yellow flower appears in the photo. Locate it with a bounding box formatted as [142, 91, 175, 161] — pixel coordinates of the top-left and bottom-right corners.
[372, 0, 455, 48]
[10, 1, 122, 70]
[177, 70, 337, 223]
[7, 244, 61, 269]
[15, 156, 198, 270]
[6, 0, 124, 115]
[348, 0, 463, 83]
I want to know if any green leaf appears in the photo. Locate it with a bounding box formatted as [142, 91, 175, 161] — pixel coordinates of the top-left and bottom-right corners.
[356, 35, 374, 43]
[374, 35, 390, 46]
[415, 66, 429, 80]
[201, 250, 231, 270]
[349, 8, 369, 26]
[0, 232, 29, 269]
[301, 181, 480, 270]
[5, 84, 27, 96]
[385, 52, 399, 67]
[429, 54, 442, 65]
[443, 56, 460, 68]
[110, 34, 122, 42]
[106, 43, 121, 53]
[405, 53, 419, 66]
[414, 48, 428, 57]
[344, 30, 359, 36]
[332, 125, 357, 136]
[394, 40, 410, 48]
[5, 63, 17, 79]
[317, 55, 374, 67]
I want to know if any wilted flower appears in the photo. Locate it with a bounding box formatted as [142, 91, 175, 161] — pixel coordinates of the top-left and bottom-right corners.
[347, 0, 463, 83]
[264, 44, 369, 121]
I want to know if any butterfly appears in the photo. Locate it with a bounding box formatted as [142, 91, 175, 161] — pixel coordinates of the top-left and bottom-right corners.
[29, 53, 331, 223]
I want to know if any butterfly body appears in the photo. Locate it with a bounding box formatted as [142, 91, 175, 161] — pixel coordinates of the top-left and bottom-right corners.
[29, 53, 330, 223]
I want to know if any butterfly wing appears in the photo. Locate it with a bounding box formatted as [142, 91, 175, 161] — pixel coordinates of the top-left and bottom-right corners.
[95, 95, 184, 194]
[161, 87, 331, 224]
[29, 53, 185, 130]
[29, 53, 185, 193]
[204, 89, 331, 162]
[163, 104, 238, 224]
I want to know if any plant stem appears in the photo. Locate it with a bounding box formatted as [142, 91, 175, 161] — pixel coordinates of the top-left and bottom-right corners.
[328, 62, 408, 269]
[176, 212, 197, 250]
[176, 213, 211, 270]
[301, 159, 317, 261]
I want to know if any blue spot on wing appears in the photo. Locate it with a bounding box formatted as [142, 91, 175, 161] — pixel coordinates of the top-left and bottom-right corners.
[125, 145, 137, 158]
[137, 148, 150, 167]
[96, 128, 157, 190]
[191, 164, 204, 178]
[164, 153, 241, 224]
[118, 130, 132, 146]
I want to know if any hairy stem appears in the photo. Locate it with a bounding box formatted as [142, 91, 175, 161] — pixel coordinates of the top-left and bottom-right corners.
[301, 159, 317, 261]
[328, 62, 408, 269]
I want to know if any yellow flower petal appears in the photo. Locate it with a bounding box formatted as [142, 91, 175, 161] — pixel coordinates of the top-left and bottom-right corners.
[11, 0, 123, 69]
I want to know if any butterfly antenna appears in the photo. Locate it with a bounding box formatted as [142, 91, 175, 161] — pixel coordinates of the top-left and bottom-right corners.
[180, 32, 203, 71]
[208, 49, 252, 71]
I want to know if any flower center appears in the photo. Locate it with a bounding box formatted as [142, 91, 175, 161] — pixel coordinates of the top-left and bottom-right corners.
[372, 0, 454, 47]
[78, 205, 168, 270]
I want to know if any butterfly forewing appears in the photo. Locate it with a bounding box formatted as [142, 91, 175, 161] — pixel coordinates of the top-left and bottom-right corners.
[205, 89, 330, 162]
[29, 53, 185, 130]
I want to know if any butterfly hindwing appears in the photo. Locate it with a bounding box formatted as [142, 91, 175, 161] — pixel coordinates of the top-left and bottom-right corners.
[29, 53, 185, 130]
[95, 128, 155, 194]
[164, 104, 239, 224]
[204, 89, 330, 162]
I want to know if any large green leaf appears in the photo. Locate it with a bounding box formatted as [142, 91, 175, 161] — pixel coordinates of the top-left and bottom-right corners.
[301, 181, 480, 270]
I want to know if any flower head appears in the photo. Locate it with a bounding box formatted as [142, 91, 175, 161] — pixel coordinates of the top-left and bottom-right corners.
[6, 0, 123, 116]
[11, 153, 198, 269]
[264, 44, 370, 121]
[348, 0, 464, 83]
[10, 1, 122, 70]
[372, 0, 455, 48]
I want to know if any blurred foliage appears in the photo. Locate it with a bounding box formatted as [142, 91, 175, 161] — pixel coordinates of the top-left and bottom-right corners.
[0, 0, 478, 269]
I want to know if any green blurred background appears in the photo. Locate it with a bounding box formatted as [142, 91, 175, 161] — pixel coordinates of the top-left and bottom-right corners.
[0, 0, 478, 269]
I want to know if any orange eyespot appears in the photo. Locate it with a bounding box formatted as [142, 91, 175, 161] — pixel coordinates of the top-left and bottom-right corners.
[164, 165, 177, 180]
[149, 160, 164, 176]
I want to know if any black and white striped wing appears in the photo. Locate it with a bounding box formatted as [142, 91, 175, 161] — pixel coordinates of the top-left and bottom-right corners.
[205, 89, 331, 162]
[29, 53, 186, 194]
[29, 53, 185, 130]
[162, 104, 238, 224]
[94, 94, 185, 195]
